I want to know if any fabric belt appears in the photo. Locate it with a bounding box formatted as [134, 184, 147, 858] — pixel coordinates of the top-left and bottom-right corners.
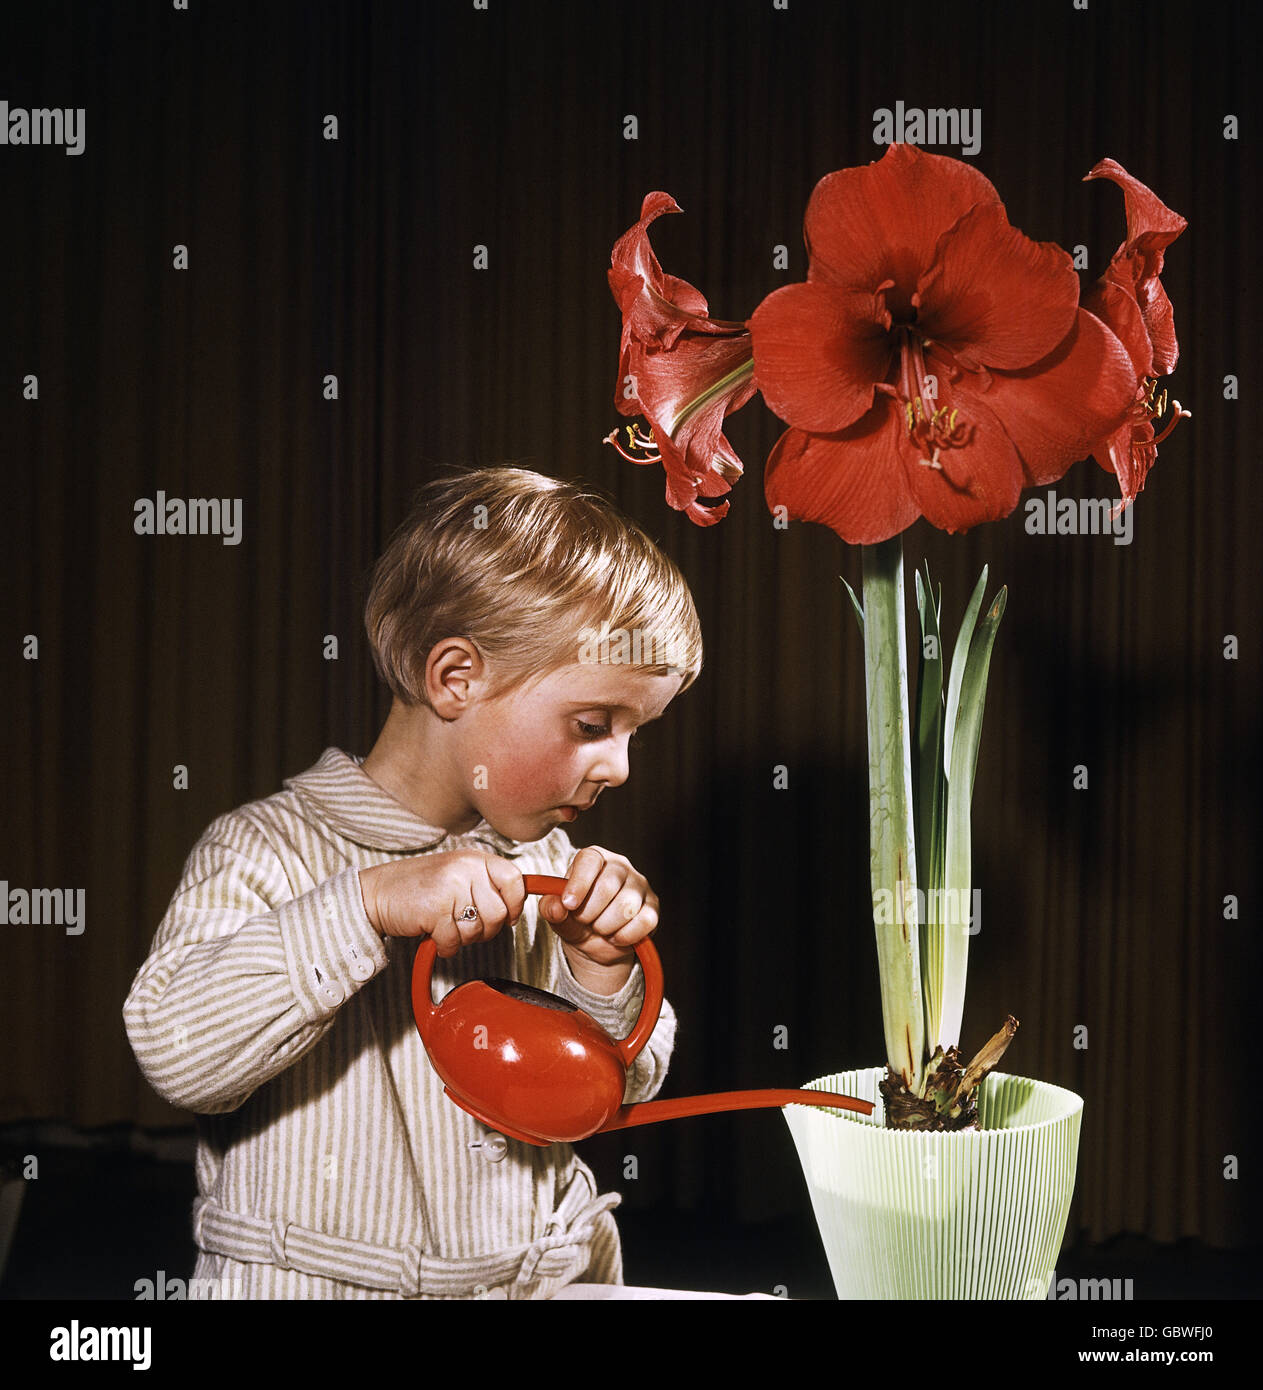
[192, 1172, 621, 1299]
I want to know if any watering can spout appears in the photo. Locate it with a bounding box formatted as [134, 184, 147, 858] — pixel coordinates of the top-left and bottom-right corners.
[598, 1089, 873, 1133]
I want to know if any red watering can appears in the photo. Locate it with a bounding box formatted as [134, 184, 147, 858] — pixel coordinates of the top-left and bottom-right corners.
[412, 873, 873, 1145]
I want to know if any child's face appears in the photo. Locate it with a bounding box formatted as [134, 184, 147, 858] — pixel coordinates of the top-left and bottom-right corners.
[460, 661, 685, 842]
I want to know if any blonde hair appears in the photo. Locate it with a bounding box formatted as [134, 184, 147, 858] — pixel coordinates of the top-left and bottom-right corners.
[364, 466, 703, 707]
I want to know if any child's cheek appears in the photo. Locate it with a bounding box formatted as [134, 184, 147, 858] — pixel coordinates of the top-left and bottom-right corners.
[488, 742, 569, 806]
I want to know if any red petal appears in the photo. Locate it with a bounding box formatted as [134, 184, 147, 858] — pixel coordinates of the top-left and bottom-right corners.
[1093, 415, 1156, 508]
[1090, 254, 1181, 377]
[631, 333, 756, 439]
[915, 202, 1079, 370]
[1084, 160, 1185, 376]
[609, 191, 746, 350]
[748, 281, 893, 432]
[624, 332, 756, 527]
[1084, 159, 1187, 269]
[610, 193, 708, 314]
[1133, 265, 1179, 376]
[763, 404, 923, 545]
[803, 145, 1002, 310]
[659, 383, 757, 493]
[1081, 277, 1153, 379]
[970, 307, 1139, 487]
[608, 262, 647, 318]
[682, 497, 730, 526]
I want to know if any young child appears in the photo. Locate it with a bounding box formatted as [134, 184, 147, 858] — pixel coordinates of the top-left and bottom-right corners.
[123, 466, 698, 1299]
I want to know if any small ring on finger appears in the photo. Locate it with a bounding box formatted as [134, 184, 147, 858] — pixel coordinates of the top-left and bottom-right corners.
[458, 905, 479, 922]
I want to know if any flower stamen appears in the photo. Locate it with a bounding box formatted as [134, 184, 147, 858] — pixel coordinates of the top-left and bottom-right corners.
[603, 423, 661, 463]
[897, 329, 970, 469]
[1142, 377, 1191, 446]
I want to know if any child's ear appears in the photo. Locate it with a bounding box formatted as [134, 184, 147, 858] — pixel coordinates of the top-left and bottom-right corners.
[426, 639, 480, 714]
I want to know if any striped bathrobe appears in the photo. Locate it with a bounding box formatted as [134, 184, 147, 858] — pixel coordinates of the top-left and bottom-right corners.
[123, 748, 677, 1299]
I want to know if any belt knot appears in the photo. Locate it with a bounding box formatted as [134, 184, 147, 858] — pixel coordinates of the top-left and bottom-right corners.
[269, 1218, 291, 1270]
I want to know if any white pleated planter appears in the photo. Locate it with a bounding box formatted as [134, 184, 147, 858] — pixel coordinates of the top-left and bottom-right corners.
[784, 1067, 1083, 1299]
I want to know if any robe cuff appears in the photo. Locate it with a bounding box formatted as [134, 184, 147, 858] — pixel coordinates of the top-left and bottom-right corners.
[279, 867, 391, 1021]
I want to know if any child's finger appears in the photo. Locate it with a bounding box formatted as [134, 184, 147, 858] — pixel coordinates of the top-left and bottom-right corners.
[462, 872, 515, 944]
[569, 862, 633, 926]
[540, 898, 610, 957]
[484, 857, 526, 928]
[429, 914, 463, 958]
[602, 895, 658, 947]
[538, 893, 568, 927]
[588, 885, 642, 936]
[560, 847, 610, 914]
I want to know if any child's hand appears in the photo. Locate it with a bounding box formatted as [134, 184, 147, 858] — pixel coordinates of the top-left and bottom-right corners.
[358, 851, 525, 958]
[537, 846, 659, 970]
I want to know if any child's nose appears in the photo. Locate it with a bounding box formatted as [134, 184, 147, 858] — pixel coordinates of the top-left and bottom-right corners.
[588, 736, 631, 788]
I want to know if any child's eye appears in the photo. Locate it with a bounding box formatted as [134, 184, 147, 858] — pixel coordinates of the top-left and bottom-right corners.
[574, 720, 643, 744]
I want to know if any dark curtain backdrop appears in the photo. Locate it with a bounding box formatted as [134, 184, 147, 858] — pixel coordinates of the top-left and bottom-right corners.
[1, 0, 1257, 1252]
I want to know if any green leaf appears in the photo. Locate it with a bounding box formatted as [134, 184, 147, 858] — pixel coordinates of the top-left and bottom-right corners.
[914, 562, 949, 1051]
[912, 563, 944, 905]
[952, 586, 1007, 804]
[942, 566, 989, 779]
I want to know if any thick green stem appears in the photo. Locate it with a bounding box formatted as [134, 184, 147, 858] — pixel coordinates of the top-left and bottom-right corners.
[861, 537, 924, 1092]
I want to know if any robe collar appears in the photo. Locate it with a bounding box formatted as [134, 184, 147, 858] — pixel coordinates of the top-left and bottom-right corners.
[284, 747, 523, 857]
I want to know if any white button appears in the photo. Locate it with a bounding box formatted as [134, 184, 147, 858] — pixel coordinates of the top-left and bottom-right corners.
[623, 1002, 641, 1025]
[318, 983, 344, 1006]
[470, 1132, 508, 1162]
[349, 957, 374, 981]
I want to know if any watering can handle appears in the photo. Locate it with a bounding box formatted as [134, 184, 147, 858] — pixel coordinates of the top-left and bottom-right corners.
[411, 873, 665, 1066]
[524, 873, 663, 1065]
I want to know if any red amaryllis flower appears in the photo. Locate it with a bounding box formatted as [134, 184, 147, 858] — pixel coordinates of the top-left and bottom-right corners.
[606, 192, 756, 526]
[1080, 159, 1189, 508]
[748, 144, 1139, 544]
